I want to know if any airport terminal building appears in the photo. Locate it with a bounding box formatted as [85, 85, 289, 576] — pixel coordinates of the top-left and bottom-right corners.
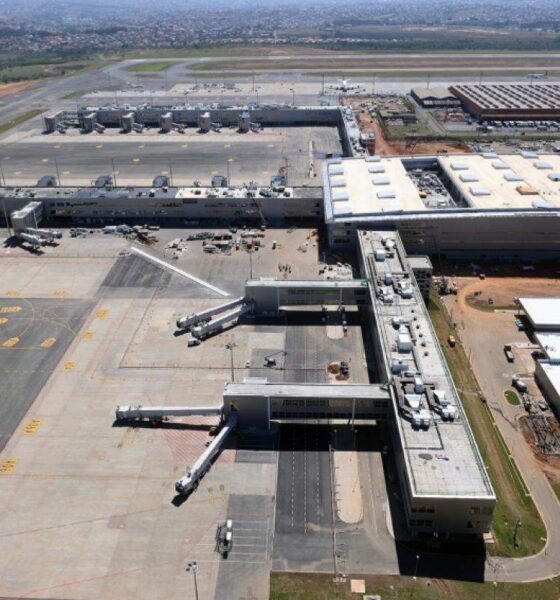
[323, 152, 560, 258]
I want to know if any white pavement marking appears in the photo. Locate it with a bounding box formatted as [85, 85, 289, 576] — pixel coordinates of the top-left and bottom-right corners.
[130, 246, 230, 297]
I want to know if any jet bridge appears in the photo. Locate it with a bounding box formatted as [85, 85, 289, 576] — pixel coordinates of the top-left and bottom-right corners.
[245, 278, 369, 315]
[115, 405, 223, 421]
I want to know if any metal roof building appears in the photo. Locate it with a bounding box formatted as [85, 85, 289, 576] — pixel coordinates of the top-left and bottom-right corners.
[450, 83, 560, 120]
[411, 87, 461, 108]
[519, 297, 560, 331]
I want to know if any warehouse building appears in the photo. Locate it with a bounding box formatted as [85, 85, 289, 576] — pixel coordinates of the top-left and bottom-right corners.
[450, 83, 560, 121]
[519, 297, 560, 331]
[520, 298, 560, 417]
[411, 87, 461, 108]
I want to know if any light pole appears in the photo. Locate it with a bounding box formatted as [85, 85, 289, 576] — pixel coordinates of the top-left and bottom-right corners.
[168, 159, 174, 186]
[0, 158, 5, 185]
[413, 553, 420, 580]
[55, 158, 62, 186]
[513, 518, 522, 549]
[1, 198, 11, 237]
[111, 158, 118, 187]
[226, 341, 236, 382]
[186, 561, 199, 600]
[226, 158, 233, 186]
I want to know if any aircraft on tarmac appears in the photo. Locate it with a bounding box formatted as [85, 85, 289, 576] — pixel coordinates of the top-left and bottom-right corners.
[330, 78, 362, 92]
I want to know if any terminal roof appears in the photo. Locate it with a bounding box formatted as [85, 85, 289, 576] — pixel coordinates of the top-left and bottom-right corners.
[359, 230, 494, 499]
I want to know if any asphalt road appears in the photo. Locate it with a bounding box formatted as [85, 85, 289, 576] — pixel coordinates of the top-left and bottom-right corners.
[273, 423, 335, 572]
[0, 297, 93, 452]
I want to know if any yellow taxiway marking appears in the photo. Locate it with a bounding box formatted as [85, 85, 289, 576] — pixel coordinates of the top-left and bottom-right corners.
[53, 144, 61, 149]
[13, 171, 22, 176]
[0, 459, 17, 474]
[83, 330, 95, 340]
[40, 337, 56, 348]
[2, 337, 19, 348]
[64, 361, 76, 371]
[0, 318, 8, 325]
[5, 290, 19, 297]
[160, 170, 169, 176]
[96, 144, 103, 149]
[53, 290, 66, 297]
[224, 144, 231, 148]
[267, 144, 274, 148]
[132, 158, 140, 163]
[23, 419, 41, 435]
[41, 158, 49, 163]
[113, 170, 120, 175]
[0, 305, 21, 313]
[63, 171, 70, 175]
[261, 170, 269, 175]
[211, 170, 219, 175]
[138, 144, 145, 149]
[181, 144, 188, 148]
[96, 309, 109, 318]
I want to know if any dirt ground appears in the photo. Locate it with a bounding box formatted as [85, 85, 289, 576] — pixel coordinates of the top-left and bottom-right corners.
[520, 417, 560, 488]
[346, 96, 469, 155]
[0, 80, 36, 99]
[350, 99, 468, 156]
[451, 276, 560, 310]
[443, 276, 560, 493]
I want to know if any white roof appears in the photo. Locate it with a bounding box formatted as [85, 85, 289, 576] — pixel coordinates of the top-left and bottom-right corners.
[325, 157, 425, 217]
[438, 154, 560, 209]
[519, 297, 560, 330]
[538, 361, 560, 397]
[536, 332, 560, 362]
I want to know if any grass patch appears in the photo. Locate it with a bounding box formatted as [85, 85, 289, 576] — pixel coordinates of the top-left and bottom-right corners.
[552, 482, 560, 502]
[428, 288, 546, 557]
[61, 90, 85, 100]
[190, 72, 251, 79]
[505, 390, 521, 406]
[0, 109, 45, 135]
[270, 572, 560, 600]
[120, 45, 352, 60]
[126, 61, 176, 73]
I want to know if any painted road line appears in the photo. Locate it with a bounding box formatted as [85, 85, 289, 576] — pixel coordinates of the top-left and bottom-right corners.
[0, 459, 17, 473]
[0, 305, 21, 312]
[23, 419, 41, 435]
[130, 246, 230, 297]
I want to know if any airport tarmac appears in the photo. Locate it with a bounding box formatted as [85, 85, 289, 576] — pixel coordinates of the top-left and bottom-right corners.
[0, 126, 341, 187]
[0, 227, 398, 599]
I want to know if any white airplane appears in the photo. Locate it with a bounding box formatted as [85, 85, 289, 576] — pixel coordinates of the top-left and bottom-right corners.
[330, 78, 362, 92]
[527, 72, 548, 80]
